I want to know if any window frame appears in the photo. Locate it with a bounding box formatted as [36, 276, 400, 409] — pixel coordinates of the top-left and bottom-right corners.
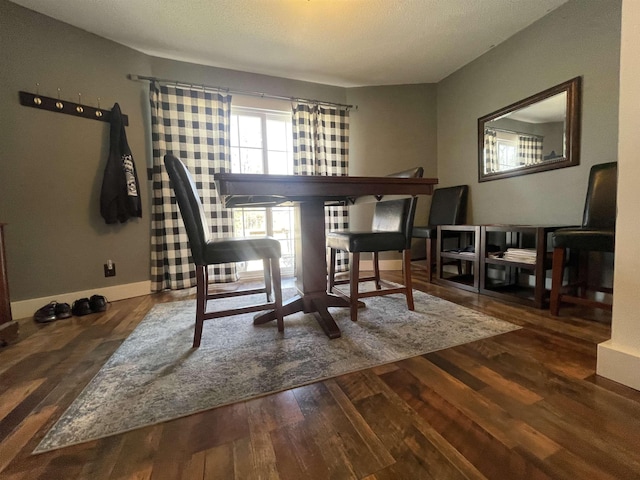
[229, 106, 295, 277]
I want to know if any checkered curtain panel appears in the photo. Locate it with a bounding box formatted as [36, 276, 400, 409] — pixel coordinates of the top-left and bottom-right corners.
[484, 128, 499, 173]
[518, 135, 543, 166]
[149, 82, 235, 292]
[292, 102, 350, 271]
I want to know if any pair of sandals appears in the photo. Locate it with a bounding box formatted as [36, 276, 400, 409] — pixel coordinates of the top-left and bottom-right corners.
[34, 295, 108, 323]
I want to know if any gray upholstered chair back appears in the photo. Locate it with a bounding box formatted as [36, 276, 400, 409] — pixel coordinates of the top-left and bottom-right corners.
[372, 167, 424, 249]
[164, 154, 212, 265]
[582, 162, 617, 229]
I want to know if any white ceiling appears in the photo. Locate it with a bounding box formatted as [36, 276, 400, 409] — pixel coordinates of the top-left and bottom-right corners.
[508, 93, 567, 123]
[10, 0, 569, 87]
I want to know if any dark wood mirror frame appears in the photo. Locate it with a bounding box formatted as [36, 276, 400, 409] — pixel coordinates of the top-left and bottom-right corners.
[477, 76, 582, 182]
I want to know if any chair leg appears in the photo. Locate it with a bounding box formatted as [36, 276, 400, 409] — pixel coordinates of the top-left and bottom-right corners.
[262, 258, 273, 302]
[576, 250, 589, 296]
[350, 252, 360, 321]
[193, 265, 207, 348]
[403, 249, 415, 311]
[456, 235, 463, 275]
[270, 258, 284, 332]
[550, 247, 566, 316]
[328, 248, 337, 292]
[373, 252, 381, 289]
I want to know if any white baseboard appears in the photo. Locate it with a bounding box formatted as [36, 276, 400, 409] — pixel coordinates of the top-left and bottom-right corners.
[11, 281, 152, 321]
[11, 260, 405, 321]
[597, 339, 640, 391]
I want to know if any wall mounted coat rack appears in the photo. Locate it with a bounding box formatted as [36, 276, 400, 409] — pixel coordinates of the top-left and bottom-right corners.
[18, 91, 128, 126]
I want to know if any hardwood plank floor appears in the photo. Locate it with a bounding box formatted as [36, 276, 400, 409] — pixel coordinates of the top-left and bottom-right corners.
[1, 270, 638, 479]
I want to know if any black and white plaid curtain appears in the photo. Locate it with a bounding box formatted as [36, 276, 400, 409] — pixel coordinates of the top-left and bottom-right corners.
[484, 128, 499, 173]
[292, 102, 350, 271]
[518, 135, 543, 166]
[149, 82, 235, 292]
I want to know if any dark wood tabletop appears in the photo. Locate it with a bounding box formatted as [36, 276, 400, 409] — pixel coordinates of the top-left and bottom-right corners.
[214, 173, 438, 338]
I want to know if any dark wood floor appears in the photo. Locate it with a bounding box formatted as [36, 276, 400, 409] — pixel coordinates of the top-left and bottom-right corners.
[1, 270, 638, 480]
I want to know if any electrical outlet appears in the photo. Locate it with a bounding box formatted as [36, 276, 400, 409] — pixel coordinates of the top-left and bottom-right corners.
[104, 261, 116, 277]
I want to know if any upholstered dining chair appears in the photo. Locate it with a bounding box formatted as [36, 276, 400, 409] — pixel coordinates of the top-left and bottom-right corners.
[327, 166, 424, 322]
[164, 154, 284, 347]
[411, 185, 469, 282]
[550, 161, 617, 316]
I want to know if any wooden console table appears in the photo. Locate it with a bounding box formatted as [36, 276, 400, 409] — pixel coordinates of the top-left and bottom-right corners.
[0, 223, 18, 346]
[480, 225, 563, 308]
[434, 224, 565, 309]
[435, 225, 481, 292]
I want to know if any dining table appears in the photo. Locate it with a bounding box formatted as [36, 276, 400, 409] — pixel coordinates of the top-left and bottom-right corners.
[214, 173, 438, 338]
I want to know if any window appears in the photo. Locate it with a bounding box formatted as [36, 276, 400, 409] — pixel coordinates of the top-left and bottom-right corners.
[495, 130, 520, 171]
[497, 139, 518, 170]
[230, 107, 295, 277]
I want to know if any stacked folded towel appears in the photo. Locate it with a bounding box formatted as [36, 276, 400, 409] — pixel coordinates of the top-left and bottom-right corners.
[502, 248, 537, 264]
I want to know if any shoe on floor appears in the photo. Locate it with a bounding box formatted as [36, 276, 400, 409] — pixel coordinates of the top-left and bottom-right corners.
[34, 302, 57, 323]
[71, 298, 92, 316]
[54, 302, 72, 319]
[89, 294, 108, 312]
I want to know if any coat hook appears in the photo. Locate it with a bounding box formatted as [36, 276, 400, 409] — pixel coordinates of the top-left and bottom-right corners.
[76, 93, 84, 113]
[55, 88, 64, 110]
[95, 97, 103, 118]
[33, 83, 42, 106]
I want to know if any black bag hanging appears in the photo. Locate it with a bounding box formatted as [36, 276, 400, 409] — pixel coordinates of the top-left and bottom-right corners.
[100, 102, 142, 224]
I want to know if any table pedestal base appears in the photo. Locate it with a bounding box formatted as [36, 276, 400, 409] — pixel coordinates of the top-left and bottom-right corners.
[254, 292, 352, 338]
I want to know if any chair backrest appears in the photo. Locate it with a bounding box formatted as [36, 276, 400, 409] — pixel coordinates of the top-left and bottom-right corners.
[582, 162, 617, 229]
[427, 185, 469, 226]
[164, 154, 212, 265]
[372, 167, 424, 248]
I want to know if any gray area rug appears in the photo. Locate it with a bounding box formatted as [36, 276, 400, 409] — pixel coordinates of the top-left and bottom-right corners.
[34, 287, 519, 453]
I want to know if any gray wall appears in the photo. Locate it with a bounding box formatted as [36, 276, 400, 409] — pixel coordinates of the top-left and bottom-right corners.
[0, 0, 623, 304]
[0, 0, 438, 302]
[346, 85, 438, 232]
[437, 0, 621, 225]
[0, 0, 153, 301]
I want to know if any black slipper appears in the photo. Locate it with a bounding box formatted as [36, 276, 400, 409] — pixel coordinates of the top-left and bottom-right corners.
[72, 298, 93, 316]
[89, 295, 108, 313]
[55, 302, 72, 319]
[34, 302, 57, 323]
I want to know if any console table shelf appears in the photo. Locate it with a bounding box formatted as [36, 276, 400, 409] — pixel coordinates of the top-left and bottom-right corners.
[483, 255, 551, 270]
[435, 225, 480, 292]
[433, 224, 564, 308]
[480, 225, 563, 308]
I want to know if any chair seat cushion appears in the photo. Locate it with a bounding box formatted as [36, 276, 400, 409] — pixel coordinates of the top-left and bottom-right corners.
[327, 230, 406, 252]
[552, 228, 615, 252]
[202, 237, 281, 265]
[413, 225, 467, 240]
[412, 225, 437, 239]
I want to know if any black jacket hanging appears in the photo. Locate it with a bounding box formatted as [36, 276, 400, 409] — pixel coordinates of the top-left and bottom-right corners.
[100, 102, 142, 224]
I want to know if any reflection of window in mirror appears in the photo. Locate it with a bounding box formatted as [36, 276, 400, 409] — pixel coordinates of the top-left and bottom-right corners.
[497, 135, 518, 171]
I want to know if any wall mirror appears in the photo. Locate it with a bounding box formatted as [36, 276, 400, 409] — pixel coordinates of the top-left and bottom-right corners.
[478, 77, 581, 182]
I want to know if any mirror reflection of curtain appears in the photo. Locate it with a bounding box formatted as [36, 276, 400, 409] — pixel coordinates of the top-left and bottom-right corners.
[292, 102, 350, 271]
[149, 82, 235, 292]
[518, 135, 543, 165]
[484, 128, 498, 173]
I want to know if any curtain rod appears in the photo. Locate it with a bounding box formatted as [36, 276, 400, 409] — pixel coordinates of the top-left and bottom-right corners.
[128, 74, 354, 110]
[487, 127, 544, 139]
